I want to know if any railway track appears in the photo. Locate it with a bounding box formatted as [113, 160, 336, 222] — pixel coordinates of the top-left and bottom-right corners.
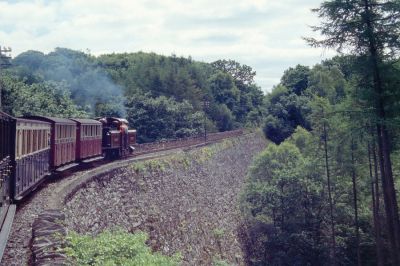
[1, 129, 245, 265]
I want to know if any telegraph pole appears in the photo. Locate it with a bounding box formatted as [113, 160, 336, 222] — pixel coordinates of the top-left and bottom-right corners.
[0, 46, 12, 110]
[203, 100, 209, 142]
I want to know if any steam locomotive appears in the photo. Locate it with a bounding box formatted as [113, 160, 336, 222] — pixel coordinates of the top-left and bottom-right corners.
[0, 111, 136, 229]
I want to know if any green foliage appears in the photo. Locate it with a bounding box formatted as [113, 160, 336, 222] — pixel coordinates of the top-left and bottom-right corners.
[208, 71, 239, 111]
[12, 48, 126, 116]
[209, 104, 234, 132]
[241, 140, 330, 265]
[212, 257, 231, 266]
[3, 49, 264, 140]
[1, 74, 88, 118]
[64, 230, 181, 266]
[262, 86, 311, 144]
[126, 95, 204, 143]
[212, 228, 225, 239]
[211, 59, 256, 86]
[280, 64, 310, 95]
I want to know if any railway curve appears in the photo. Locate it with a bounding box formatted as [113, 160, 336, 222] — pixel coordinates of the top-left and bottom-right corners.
[2, 129, 247, 265]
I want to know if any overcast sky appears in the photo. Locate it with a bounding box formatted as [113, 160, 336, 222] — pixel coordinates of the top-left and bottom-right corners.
[0, 0, 336, 93]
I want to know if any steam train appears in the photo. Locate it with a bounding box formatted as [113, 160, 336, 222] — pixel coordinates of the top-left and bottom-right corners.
[0, 111, 136, 237]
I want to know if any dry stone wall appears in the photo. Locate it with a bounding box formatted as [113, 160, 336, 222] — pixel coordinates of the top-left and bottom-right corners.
[29, 132, 266, 265]
[64, 133, 266, 265]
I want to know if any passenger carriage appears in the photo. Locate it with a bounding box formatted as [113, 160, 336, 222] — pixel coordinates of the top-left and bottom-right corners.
[14, 118, 51, 199]
[0, 111, 16, 259]
[0, 112, 15, 218]
[70, 118, 102, 162]
[25, 116, 77, 171]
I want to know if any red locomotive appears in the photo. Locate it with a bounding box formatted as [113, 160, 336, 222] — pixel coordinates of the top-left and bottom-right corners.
[97, 117, 136, 158]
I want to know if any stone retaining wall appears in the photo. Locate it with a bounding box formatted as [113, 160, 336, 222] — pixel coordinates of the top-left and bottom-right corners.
[31, 210, 67, 266]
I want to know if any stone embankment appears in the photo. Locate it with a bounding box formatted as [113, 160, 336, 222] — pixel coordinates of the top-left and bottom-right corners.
[64, 133, 266, 265]
[4, 132, 266, 265]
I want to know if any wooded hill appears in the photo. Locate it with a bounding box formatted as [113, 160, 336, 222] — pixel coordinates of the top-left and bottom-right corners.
[0, 49, 264, 143]
[241, 0, 400, 265]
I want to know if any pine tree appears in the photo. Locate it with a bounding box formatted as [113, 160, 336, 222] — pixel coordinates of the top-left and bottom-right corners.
[306, 1, 400, 263]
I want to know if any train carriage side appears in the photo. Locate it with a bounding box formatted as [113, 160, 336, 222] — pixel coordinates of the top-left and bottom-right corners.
[24, 116, 77, 171]
[14, 119, 51, 200]
[70, 118, 102, 162]
[0, 111, 16, 260]
[0, 111, 15, 213]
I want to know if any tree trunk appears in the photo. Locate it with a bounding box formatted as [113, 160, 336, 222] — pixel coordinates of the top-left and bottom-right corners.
[351, 138, 361, 266]
[368, 141, 383, 266]
[323, 120, 336, 265]
[363, 1, 400, 263]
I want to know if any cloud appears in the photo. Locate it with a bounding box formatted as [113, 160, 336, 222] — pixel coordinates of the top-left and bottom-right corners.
[0, 0, 336, 92]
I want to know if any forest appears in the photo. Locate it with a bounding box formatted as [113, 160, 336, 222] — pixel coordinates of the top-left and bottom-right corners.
[0, 49, 263, 143]
[1, 0, 400, 265]
[241, 0, 400, 265]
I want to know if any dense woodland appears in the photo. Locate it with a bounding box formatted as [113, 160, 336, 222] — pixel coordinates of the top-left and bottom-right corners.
[0, 50, 263, 143]
[241, 0, 400, 265]
[1, 0, 400, 265]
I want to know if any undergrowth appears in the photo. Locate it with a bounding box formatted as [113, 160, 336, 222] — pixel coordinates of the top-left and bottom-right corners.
[129, 137, 240, 174]
[64, 230, 181, 266]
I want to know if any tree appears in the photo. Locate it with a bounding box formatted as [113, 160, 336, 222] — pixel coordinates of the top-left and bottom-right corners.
[211, 59, 256, 86]
[208, 71, 240, 111]
[1, 74, 87, 118]
[280, 64, 310, 95]
[262, 85, 312, 144]
[306, 1, 400, 263]
[126, 95, 203, 143]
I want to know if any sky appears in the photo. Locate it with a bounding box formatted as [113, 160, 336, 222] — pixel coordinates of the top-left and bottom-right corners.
[0, 0, 336, 93]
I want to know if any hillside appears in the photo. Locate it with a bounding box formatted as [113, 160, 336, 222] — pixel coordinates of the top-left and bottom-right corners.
[64, 132, 267, 265]
[1, 49, 264, 142]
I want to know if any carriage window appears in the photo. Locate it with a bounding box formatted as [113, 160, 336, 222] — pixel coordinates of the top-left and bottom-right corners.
[36, 129, 39, 152]
[22, 130, 26, 155]
[22, 130, 25, 156]
[46, 129, 49, 147]
[38, 130, 42, 151]
[33, 130, 36, 152]
[40, 130, 43, 149]
[44, 130, 47, 148]
[28, 130, 32, 154]
[16, 129, 20, 158]
[20, 130, 23, 156]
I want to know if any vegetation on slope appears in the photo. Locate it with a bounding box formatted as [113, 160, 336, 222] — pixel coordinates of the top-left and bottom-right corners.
[0, 49, 263, 142]
[65, 230, 181, 266]
[242, 0, 400, 265]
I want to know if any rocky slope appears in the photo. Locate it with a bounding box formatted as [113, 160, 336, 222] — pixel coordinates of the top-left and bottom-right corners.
[64, 132, 267, 265]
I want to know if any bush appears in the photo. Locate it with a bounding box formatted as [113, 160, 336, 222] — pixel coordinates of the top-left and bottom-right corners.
[65, 230, 181, 266]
